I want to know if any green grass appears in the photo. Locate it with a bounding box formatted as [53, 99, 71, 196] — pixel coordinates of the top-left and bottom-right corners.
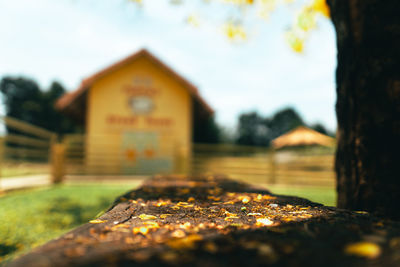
[265, 184, 337, 206]
[0, 184, 133, 264]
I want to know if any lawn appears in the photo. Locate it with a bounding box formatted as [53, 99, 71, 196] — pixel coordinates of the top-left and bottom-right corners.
[266, 184, 336, 207]
[0, 184, 135, 264]
[0, 181, 336, 265]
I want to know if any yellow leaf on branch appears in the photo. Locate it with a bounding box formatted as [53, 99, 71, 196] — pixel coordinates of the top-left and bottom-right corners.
[297, 8, 316, 32]
[312, 0, 330, 17]
[223, 22, 247, 41]
[285, 31, 304, 53]
[186, 14, 200, 27]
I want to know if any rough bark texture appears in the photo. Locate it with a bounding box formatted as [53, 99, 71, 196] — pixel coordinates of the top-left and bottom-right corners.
[327, 0, 400, 218]
[6, 176, 400, 267]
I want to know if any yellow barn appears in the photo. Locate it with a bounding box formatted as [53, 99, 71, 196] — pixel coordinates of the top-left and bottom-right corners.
[56, 49, 213, 174]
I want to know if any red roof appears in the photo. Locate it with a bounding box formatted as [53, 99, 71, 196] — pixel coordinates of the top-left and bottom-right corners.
[56, 49, 213, 119]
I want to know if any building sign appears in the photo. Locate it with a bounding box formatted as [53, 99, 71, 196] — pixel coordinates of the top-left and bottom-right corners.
[125, 75, 157, 117]
[123, 86, 160, 97]
[105, 75, 173, 128]
[106, 115, 173, 127]
[107, 115, 138, 125]
[129, 96, 154, 115]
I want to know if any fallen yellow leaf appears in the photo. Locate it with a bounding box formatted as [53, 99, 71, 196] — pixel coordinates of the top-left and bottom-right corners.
[138, 214, 157, 220]
[241, 197, 250, 204]
[143, 221, 160, 228]
[156, 201, 168, 207]
[204, 241, 218, 253]
[139, 227, 149, 235]
[167, 234, 203, 249]
[89, 219, 107, 224]
[224, 216, 240, 221]
[171, 229, 186, 238]
[179, 222, 192, 229]
[345, 242, 381, 259]
[111, 224, 130, 231]
[207, 196, 221, 201]
[247, 213, 262, 216]
[256, 217, 274, 226]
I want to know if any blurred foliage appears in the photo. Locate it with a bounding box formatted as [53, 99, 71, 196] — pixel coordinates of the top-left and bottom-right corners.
[236, 112, 269, 146]
[236, 107, 332, 146]
[310, 122, 333, 136]
[223, 22, 247, 41]
[266, 107, 304, 138]
[193, 115, 221, 143]
[129, 0, 331, 52]
[0, 77, 80, 135]
[0, 185, 131, 264]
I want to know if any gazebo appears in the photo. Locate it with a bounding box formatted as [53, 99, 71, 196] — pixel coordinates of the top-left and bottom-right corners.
[271, 126, 335, 149]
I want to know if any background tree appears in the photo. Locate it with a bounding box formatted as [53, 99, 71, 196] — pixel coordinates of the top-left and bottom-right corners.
[0, 76, 79, 135]
[236, 107, 312, 146]
[236, 112, 269, 146]
[310, 122, 331, 136]
[266, 107, 305, 139]
[40, 81, 78, 134]
[193, 115, 221, 144]
[0, 77, 43, 129]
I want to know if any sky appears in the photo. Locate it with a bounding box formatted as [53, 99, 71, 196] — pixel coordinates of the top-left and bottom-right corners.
[0, 0, 337, 132]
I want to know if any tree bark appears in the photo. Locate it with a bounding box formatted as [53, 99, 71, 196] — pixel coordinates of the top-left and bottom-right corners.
[327, 0, 400, 218]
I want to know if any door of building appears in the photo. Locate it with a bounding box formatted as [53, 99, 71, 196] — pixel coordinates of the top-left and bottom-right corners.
[121, 131, 172, 174]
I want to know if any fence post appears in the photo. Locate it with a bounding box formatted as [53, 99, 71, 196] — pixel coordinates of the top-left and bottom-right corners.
[269, 147, 276, 184]
[51, 143, 65, 184]
[174, 144, 190, 174]
[0, 137, 4, 193]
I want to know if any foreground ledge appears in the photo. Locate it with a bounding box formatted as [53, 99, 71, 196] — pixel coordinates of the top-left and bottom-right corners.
[8, 175, 400, 267]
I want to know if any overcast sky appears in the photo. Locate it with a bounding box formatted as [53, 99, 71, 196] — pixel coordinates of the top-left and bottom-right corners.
[0, 0, 337, 132]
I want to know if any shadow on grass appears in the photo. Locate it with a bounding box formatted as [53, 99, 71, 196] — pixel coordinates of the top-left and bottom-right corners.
[45, 197, 112, 228]
[0, 244, 19, 257]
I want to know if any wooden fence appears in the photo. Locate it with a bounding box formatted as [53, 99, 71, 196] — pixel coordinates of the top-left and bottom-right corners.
[59, 134, 335, 188]
[0, 116, 57, 182]
[191, 144, 335, 187]
[0, 118, 336, 189]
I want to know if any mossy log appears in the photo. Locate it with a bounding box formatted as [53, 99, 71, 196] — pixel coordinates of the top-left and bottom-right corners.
[8, 175, 400, 267]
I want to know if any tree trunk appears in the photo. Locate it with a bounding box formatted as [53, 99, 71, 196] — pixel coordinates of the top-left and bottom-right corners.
[327, 0, 400, 218]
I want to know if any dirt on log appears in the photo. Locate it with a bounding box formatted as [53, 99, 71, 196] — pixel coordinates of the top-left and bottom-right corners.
[7, 176, 400, 267]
